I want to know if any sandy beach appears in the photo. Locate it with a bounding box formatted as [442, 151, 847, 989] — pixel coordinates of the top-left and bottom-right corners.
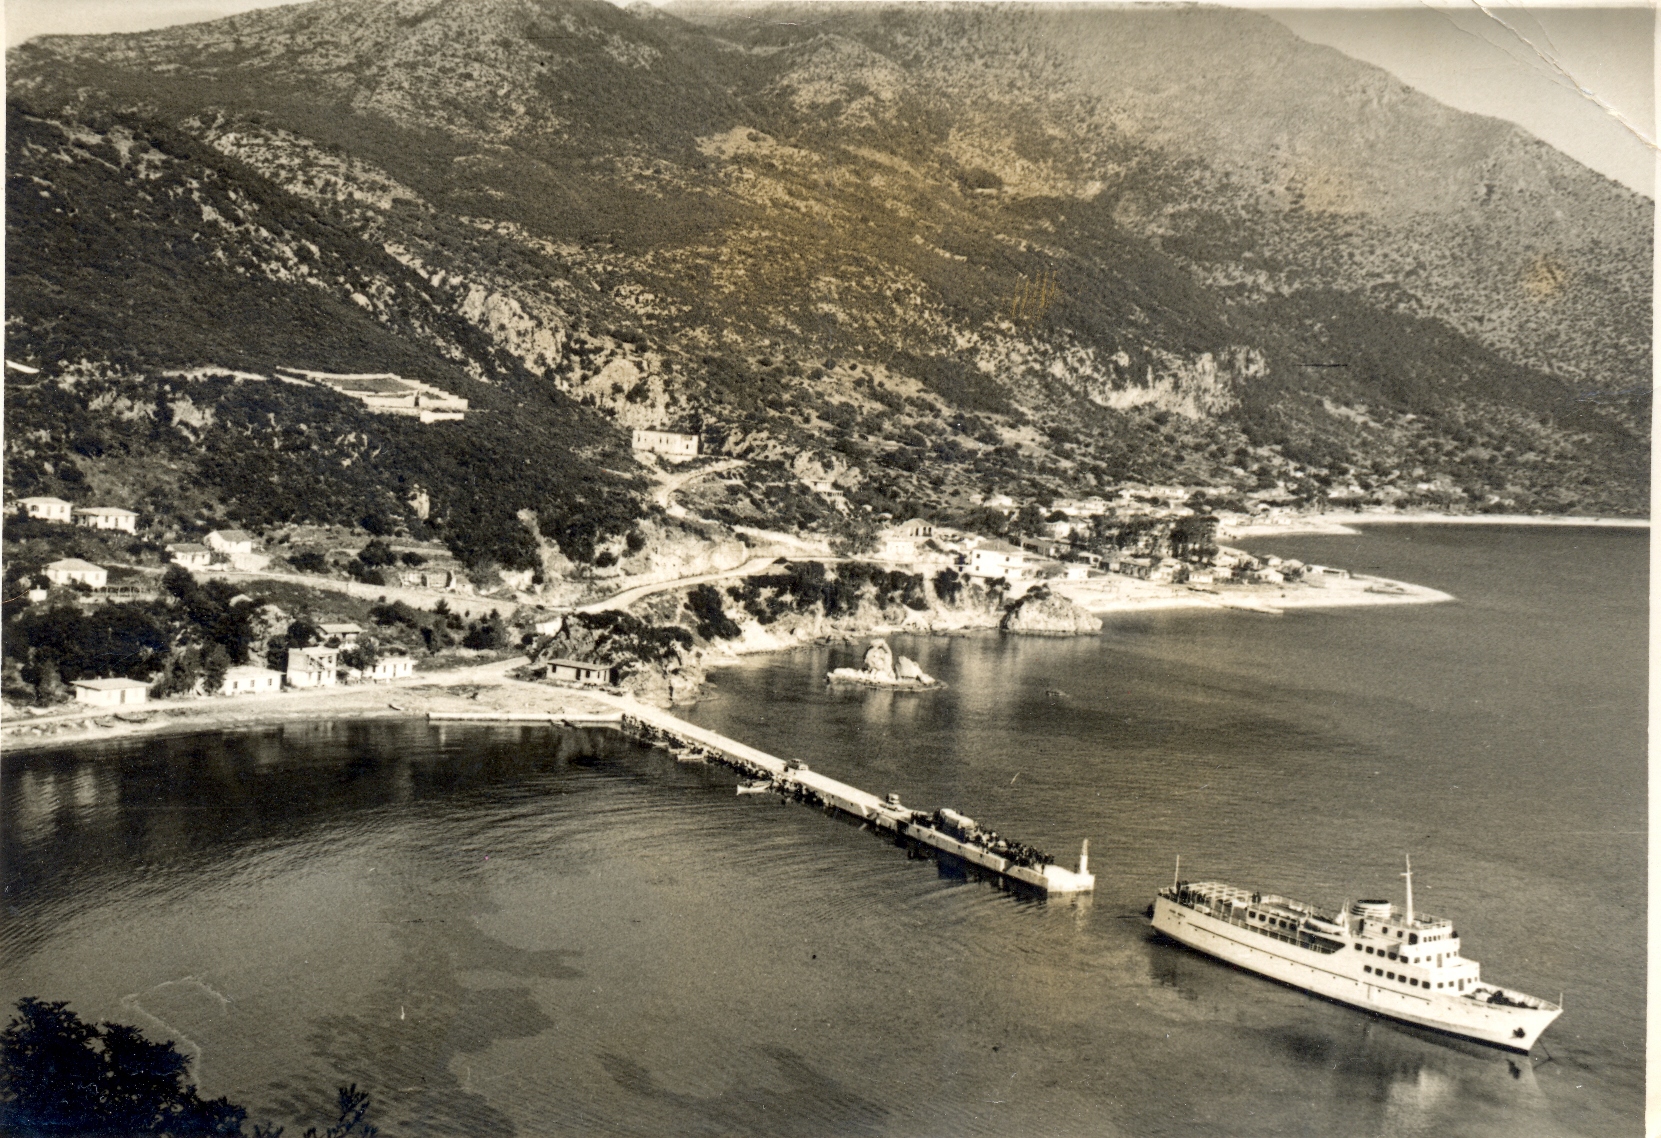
[1220, 511, 1649, 539]
[1053, 572, 1452, 615]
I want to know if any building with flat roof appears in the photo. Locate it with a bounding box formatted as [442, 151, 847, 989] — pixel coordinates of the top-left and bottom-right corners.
[369, 657, 416, 682]
[547, 658, 617, 686]
[71, 677, 149, 707]
[221, 666, 283, 695]
[631, 429, 700, 461]
[966, 540, 1041, 581]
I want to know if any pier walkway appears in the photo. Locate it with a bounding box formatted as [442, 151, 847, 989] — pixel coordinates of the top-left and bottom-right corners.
[432, 693, 1095, 896]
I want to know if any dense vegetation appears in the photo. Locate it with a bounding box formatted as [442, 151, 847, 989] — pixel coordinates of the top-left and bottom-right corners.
[3, 0, 1649, 552]
[0, 997, 379, 1137]
[5, 108, 643, 569]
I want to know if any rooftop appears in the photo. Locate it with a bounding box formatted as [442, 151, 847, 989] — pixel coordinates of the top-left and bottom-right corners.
[47, 558, 104, 572]
[70, 677, 147, 690]
[73, 506, 138, 516]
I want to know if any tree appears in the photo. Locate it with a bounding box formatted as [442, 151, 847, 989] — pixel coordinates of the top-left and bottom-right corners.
[162, 564, 198, 602]
[356, 541, 396, 568]
[0, 997, 246, 1136]
[461, 611, 508, 650]
[685, 583, 740, 639]
[1, 999, 380, 1138]
[201, 644, 231, 695]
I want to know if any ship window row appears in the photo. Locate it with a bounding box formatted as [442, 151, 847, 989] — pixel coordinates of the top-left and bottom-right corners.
[1362, 965, 1452, 989]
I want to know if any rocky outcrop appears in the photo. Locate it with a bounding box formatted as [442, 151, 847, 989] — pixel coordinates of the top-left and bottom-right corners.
[999, 587, 1104, 635]
[826, 639, 940, 687]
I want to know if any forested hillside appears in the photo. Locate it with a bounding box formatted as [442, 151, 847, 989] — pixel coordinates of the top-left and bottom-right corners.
[5, 0, 1650, 547]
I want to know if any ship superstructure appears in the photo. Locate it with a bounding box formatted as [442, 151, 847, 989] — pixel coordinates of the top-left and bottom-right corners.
[1150, 859, 1561, 1051]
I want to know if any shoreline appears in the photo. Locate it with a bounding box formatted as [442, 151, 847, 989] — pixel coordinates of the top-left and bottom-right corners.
[2, 570, 1451, 757]
[1221, 511, 1649, 539]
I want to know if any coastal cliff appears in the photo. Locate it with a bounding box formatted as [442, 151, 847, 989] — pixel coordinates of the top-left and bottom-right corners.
[998, 587, 1105, 635]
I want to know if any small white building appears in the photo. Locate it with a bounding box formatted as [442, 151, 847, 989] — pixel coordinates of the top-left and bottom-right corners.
[881, 518, 935, 560]
[286, 646, 339, 688]
[71, 677, 149, 707]
[17, 497, 73, 523]
[72, 507, 139, 534]
[205, 529, 256, 555]
[319, 623, 364, 644]
[166, 543, 212, 569]
[369, 656, 416, 682]
[548, 658, 618, 686]
[221, 665, 284, 695]
[966, 539, 1040, 581]
[631, 428, 700, 461]
[44, 558, 108, 589]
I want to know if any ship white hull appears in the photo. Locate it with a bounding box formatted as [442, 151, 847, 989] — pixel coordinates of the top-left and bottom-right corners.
[1151, 897, 1559, 1052]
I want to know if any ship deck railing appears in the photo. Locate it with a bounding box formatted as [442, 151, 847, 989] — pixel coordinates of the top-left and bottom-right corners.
[1163, 889, 1344, 954]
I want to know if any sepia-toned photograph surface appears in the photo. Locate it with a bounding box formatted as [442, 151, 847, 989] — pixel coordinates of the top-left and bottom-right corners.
[0, 1, 1650, 1135]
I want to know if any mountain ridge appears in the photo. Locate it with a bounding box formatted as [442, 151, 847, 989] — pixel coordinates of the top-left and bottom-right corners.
[5, 0, 1649, 565]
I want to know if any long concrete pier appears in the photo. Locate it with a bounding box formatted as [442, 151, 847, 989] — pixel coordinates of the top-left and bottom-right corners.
[460, 695, 1095, 896]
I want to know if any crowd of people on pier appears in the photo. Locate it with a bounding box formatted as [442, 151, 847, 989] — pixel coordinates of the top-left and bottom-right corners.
[621, 716, 1052, 870]
[927, 808, 1054, 870]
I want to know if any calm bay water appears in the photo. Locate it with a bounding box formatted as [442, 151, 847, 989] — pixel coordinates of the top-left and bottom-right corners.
[1, 526, 1645, 1136]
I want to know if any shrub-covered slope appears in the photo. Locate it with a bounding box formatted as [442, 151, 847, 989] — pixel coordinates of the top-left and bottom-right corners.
[5, 0, 1650, 526]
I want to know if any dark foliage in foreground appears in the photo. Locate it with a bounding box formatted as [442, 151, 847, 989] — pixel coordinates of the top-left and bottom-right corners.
[0, 998, 380, 1138]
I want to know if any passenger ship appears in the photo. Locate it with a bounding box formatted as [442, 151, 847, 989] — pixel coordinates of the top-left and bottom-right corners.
[1150, 858, 1562, 1051]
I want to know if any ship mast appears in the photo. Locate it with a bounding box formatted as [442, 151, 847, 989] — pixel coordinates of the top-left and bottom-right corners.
[1401, 854, 1414, 925]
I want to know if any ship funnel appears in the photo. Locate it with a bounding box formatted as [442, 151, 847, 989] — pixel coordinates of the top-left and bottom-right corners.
[1351, 900, 1391, 920]
[1077, 839, 1089, 876]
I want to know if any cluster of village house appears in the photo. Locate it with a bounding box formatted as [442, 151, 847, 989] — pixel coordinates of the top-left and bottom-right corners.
[56, 622, 418, 711]
[11, 497, 421, 709]
[859, 510, 1348, 589]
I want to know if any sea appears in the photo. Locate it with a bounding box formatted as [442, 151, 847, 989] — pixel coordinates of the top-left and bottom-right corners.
[1, 525, 1645, 1137]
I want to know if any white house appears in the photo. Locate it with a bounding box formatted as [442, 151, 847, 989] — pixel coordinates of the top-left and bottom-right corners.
[631, 429, 700, 461]
[547, 658, 618, 686]
[165, 543, 212, 569]
[369, 656, 416, 682]
[44, 558, 108, 589]
[71, 677, 149, 707]
[221, 666, 283, 695]
[966, 539, 1040, 581]
[17, 497, 73, 523]
[205, 529, 256, 555]
[319, 623, 364, 644]
[286, 646, 339, 688]
[72, 507, 139, 534]
[880, 518, 936, 561]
